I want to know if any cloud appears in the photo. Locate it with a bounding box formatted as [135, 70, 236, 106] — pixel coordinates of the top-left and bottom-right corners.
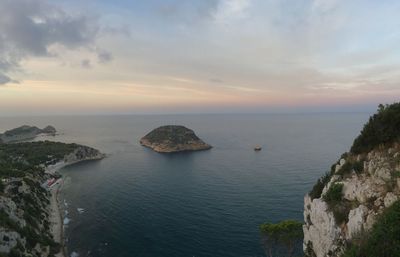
[0, 0, 108, 84]
[155, 0, 252, 25]
[97, 49, 113, 63]
[209, 78, 224, 83]
[311, 0, 340, 13]
[0, 73, 12, 85]
[213, 0, 251, 24]
[155, 0, 219, 25]
[81, 59, 92, 69]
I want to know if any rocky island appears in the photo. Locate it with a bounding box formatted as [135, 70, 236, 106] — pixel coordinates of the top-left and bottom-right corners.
[140, 125, 212, 153]
[0, 125, 57, 143]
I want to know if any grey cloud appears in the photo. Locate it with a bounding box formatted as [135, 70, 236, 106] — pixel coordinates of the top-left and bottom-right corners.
[0, 0, 108, 84]
[209, 78, 224, 83]
[157, 0, 219, 23]
[97, 50, 113, 63]
[81, 59, 92, 69]
[0, 73, 12, 85]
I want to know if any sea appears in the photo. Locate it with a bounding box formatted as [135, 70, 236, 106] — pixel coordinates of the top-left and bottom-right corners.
[0, 113, 370, 257]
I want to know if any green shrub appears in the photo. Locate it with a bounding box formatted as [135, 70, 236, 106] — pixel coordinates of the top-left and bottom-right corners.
[332, 205, 350, 225]
[337, 162, 352, 175]
[309, 172, 333, 200]
[9, 248, 23, 257]
[351, 103, 400, 154]
[323, 183, 343, 206]
[0, 209, 21, 231]
[352, 161, 364, 174]
[341, 200, 400, 257]
[322, 183, 350, 225]
[260, 220, 303, 257]
[337, 160, 364, 176]
[342, 245, 359, 257]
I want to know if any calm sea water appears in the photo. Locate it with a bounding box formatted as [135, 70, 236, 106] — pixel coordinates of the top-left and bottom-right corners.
[0, 113, 370, 257]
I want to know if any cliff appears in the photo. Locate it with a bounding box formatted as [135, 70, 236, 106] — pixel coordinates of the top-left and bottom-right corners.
[140, 125, 212, 153]
[303, 103, 400, 257]
[0, 125, 57, 143]
[0, 141, 104, 257]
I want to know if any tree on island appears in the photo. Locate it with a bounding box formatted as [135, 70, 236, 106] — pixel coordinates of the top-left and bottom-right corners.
[260, 220, 303, 257]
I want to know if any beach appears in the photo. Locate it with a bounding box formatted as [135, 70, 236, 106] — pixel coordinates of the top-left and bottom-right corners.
[46, 162, 69, 257]
[46, 156, 105, 257]
[49, 179, 67, 257]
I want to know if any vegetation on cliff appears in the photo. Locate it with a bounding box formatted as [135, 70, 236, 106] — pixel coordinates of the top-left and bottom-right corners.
[305, 102, 400, 257]
[310, 102, 400, 201]
[0, 141, 100, 257]
[0, 141, 79, 174]
[342, 200, 400, 257]
[351, 103, 400, 154]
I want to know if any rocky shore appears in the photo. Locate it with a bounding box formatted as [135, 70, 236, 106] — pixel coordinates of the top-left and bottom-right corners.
[46, 146, 105, 257]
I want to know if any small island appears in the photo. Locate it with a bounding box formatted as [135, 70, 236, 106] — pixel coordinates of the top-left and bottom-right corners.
[140, 125, 212, 153]
[0, 125, 57, 143]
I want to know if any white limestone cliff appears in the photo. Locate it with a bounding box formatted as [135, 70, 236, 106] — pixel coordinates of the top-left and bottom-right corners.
[303, 145, 400, 257]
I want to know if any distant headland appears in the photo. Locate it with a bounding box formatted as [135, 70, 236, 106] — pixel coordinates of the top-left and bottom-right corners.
[140, 125, 212, 153]
[0, 125, 56, 143]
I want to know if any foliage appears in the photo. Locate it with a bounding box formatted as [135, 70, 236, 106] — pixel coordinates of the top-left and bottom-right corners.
[0, 209, 20, 232]
[322, 183, 351, 225]
[0, 141, 78, 179]
[323, 183, 343, 206]
[0, 141, 80, 256]
[341, 200, 400, 257]
[337, 160, 364, 176]
[309, 172, 331, 200]
[351, 103, 400, 154]
[3, 125, 41, 137]
[260, 220, 303, 257]
[309, 158, 345, 200]
[331, 204, 351, 225]
[143, 125, 201, 145]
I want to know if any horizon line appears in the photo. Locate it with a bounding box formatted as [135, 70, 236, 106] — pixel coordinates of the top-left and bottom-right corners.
[0, 110, 373, 118]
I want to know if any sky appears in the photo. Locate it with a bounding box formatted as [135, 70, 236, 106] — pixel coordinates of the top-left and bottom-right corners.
[0, 0, 400, 115]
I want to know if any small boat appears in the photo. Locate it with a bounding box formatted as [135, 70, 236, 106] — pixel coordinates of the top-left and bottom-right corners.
[254, 145, 262, 151]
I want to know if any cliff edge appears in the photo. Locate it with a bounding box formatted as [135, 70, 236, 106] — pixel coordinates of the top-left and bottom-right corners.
[303, 103, 400, 257]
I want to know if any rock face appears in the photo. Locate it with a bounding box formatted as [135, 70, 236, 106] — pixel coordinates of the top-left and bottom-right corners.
[0, 142, 104, 256]
[303, 145, 400, 257]
[63, 146, 105, 166]
[140, 125, 212, 153]
[0, 125, 56, 143]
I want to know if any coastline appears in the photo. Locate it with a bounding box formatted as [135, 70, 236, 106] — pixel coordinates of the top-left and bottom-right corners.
[46, 155, 105, 257]
[49, 180, 67, 257]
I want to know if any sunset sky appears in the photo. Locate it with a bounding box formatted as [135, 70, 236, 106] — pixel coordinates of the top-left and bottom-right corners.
[1, 0, 400, 115]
